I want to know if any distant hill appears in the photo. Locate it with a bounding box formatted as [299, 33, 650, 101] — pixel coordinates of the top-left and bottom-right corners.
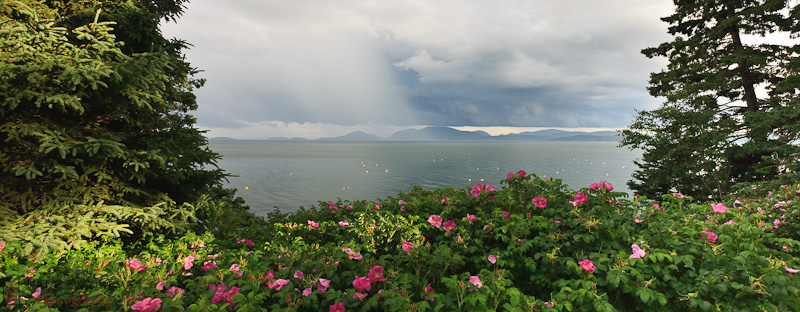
[388, 127, 492, 141]
[251, 127, 620, 141]
[552, 134, 619, 141]
[496, 129, 620, 141]
[319, 131, 381, 141]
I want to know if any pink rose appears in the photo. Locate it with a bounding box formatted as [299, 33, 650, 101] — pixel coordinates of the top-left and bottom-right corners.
[427, 215, 443, 228]
[532, 196, 547, 208]
[353, 276, 371, 291]
[578, 259, 596, 272]
[131, 298, 162, 312]
[402, 240, 414, 252]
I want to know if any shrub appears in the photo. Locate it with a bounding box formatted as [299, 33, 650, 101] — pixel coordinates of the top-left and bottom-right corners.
[1, 173, 798, 311]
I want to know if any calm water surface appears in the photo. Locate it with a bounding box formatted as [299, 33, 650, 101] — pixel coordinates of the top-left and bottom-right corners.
[209, 141, 641, 216]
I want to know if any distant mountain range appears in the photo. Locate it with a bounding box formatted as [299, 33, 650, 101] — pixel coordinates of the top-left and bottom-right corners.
[209, 127, 621, 142]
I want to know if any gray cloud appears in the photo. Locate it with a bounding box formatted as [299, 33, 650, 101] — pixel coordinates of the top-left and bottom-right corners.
[161, 0, 674, 138]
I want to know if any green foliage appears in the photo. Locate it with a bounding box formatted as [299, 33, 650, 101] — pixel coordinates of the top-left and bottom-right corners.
[620, 0, 800, 201]
[2, 174, 798, 311]
[0, 0, 230, 243]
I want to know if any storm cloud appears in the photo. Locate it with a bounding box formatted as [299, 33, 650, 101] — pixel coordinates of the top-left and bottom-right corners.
[160, 0, 674, 138]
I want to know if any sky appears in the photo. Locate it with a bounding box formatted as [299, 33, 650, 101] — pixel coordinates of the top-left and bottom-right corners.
[160, 0, 676, 139]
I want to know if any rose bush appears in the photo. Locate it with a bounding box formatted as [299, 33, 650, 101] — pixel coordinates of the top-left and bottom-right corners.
[1, 173, 799, 311]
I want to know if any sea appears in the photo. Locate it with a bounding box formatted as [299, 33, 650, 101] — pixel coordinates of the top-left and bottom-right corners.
[208, 141, 642, 216]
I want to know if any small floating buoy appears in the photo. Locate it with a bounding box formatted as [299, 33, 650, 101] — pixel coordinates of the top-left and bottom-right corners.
[245, 187, 248, 190]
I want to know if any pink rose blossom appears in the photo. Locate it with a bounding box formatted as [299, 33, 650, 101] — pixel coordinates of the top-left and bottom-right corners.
[425, 283, 435, 293]
[469, 276, 483, 288]
[532, 196, 547, 208]
[470, 183, 495, 197]
[353, 292, 368, 302]
[710, 203, 729, 214]
[166, 286, 184, 297]
[230, 264, 240, 273]
[502, 211, 511, 219]
[466, 214, 476, 221]
[308, 220, 320, 228]
[338, 221, 349, 227]
[294, 270, 304, 280]
[570, 192, 588, 207]
[488, 255, 497, 264]
[271, 279, 290, 290]
[183, 256, 195, 270]
[630, 244, 647, 259]
[131, 298, 162, 312]
[210, 285, 240, 306]
[330, 302, 346, 312]
[428, 215, 443, 228]
[578, 259, 596, 272]
[589, 181, 613, 191]
[126, 258, 146, 273]
[443, 220, 457, 232]
[353, 276, 371, 291]
[236, 238, 255, 246]
[701, 228, 718, 243]
[774, 219, 781, 228]
[368, 265, 384, 283]
[31, 287, 41, 299]
[471, 183, 484, 197]
[507, 170, 527, 180]
[545, 302, 554, 308]
[202, 260, 218, 271]
[342, 247, 363, 260]
[303, 288, 312, 296]
[156, 280, 167, 290]
[319, 278, 331, 293]
[786, 266, 800, 273]
[402, 240, 414, 252]
[634, 217, 644, 223]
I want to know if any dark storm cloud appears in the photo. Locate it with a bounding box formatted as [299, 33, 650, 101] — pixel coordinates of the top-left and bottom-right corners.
[160, 0, 674, 139]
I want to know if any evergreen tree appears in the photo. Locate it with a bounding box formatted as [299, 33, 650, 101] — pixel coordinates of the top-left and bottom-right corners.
[621, 0, 800, 200]
[0, 1, 226, 219]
